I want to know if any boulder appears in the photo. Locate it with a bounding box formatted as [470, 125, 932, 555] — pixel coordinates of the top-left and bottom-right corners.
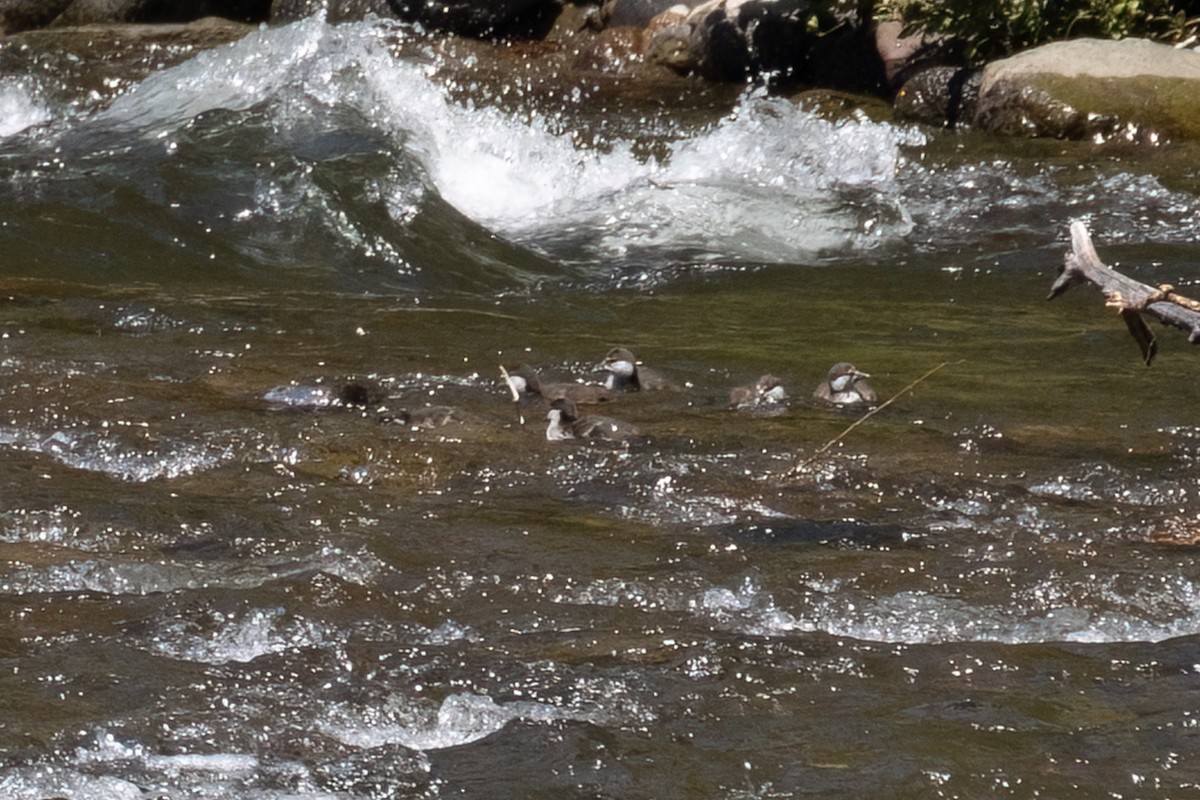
[600, 0, 693, 28]
[893, 65, 980, 128]
[974, 38, 1200, 142]
[383, 0, 562, 37]
[648, 0, 883, 92]
[52, 0, 270, 26]
[645, 4, 691, 69]
[0, 0, 73, 35]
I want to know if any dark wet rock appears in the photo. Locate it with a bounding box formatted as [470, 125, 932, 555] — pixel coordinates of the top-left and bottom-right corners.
[270, 0, 392, 24]
[0, 0, 72, 35]
[652, 0, 883, 91]
[385, 0, 562, 38]
[51, 0, 270, 27]
[893, 64, 980, 128]
[973, 38, 1200, 142]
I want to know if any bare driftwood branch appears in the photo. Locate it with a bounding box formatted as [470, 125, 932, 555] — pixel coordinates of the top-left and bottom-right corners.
[1049, 221, 1200, 365]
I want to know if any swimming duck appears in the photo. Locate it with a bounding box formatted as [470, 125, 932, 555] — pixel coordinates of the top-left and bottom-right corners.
[601, 347, 674, 392]
[505, 365, 614, 405]
[729, 374, 789, 411]
[379, 405, 462, 430]
[813, 362, 876, 408]
[545, 397, 641, 442]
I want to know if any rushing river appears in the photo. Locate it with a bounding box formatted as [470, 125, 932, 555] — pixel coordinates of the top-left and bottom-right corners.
[3, 13, 1200, 799]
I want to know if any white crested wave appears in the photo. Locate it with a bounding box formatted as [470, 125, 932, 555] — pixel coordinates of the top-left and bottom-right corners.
[0, 79, 50, 137]
[88, 14, 924, 264]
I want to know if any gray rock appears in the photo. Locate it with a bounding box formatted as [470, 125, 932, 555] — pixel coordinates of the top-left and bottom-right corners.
[0, 0, 73, 35]
[645, 10, 691, 70]
[601, 0, 693, 28]
[973, 38, 1200, 142]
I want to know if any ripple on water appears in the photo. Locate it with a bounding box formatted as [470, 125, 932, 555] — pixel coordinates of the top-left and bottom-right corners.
[320, 692, 590, 752]
[146, 606, 333, 665]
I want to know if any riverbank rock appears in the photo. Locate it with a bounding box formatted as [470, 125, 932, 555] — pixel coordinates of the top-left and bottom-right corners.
[893, 65, 980, 128]
[50, 0, 268, 27]
[0, 18, 254, 98]
[0, 0, 71, 35]
[601, 0, 697, 28]
[648, 0, 883, 91]
[386, 0, 562, 37]
[973, 37, 1200, 143]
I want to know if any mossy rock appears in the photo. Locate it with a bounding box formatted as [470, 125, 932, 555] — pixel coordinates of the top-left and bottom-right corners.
[973, 37, 1200, 143]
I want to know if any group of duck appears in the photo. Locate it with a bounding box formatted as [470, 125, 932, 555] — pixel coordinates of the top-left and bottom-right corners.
[262, 346, 877, 444]
[506, 347, 877, 443]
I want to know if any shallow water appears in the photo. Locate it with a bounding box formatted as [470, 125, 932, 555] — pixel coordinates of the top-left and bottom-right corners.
[3, 14, 1200, 799]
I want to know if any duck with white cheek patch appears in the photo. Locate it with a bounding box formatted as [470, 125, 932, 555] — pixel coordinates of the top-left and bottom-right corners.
[813, 362, 876, 408]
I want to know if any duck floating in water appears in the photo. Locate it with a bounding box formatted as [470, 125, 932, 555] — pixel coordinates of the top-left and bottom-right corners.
[729, 374, 789, 412]
[505, 364, 613, 405]
[545, 397, 641, 442]
[813, 362, 876, 408]
[379, 405, 462, 430]
[601, 347, 674, 392]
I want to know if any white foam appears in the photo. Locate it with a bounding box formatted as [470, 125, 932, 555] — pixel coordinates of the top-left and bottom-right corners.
[701, 580, 1200, 645]
[148, 607, 330, 664]
[87, 15, 923, 263]
[322, 692, 569, 751]
[0, 80, 50, 138]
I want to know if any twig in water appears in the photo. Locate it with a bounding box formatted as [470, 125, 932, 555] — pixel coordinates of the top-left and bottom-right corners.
[795, 360, 960, 471]
[498, 364, 525, 425]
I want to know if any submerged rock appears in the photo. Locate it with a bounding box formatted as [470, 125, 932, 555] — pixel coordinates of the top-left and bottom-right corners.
[973, 38, 1200, 142]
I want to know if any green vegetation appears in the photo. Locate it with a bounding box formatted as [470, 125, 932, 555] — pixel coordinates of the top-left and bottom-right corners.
[878, 0, 1200, 63]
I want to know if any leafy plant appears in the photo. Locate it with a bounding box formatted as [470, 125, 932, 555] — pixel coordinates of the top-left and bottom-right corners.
[879, 0, 1200, 64]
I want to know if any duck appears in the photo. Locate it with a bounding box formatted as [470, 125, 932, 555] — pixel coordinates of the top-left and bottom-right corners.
[504, 364, 614, 405]
[545, 397, 641, 442]
[813, 362, 876, 408]
[729, 374, 789, 412]
[379, 405, 462, 430]
[601, 347, 674, 392]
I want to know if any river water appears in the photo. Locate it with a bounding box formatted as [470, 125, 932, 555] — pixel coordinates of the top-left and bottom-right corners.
[3, 14, 1200, 799]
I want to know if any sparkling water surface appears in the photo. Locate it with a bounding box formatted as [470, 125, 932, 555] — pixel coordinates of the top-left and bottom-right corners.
[3, 14, 1200, 799]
